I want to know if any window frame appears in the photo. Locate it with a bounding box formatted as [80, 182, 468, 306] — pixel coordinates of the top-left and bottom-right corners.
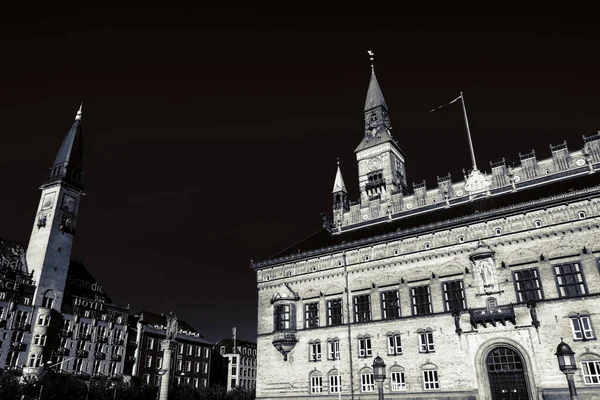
[554, 262, 588, 298]
[357, 336, 372, 358]
[418, 330, 435, 353]
[570, 315, 596, 341]
[304, 302, 319, 329]
[327, 299, 343, 326]
[381, 290, 400, 320]
[411, 286, 432, 316]
[353, 294, 371, 323]
[581, 360, 600, 385]
[309, 341, 322, 362]
[387, 334, 402, 356]
[423, 369, 440, 390]
[327, 340, 340, 360]
[390, 370, 406, 391]
[329, 372, 341, 393]
[442, 280, 466, 312]
[360, 371, 375, 392]
[273, 304, 291, 331]
[513, 268, 544, 303]
[309, 374, 323, 394]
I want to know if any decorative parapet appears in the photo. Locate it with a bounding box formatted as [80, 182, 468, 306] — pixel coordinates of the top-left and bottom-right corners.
[251, 182, 600, 270]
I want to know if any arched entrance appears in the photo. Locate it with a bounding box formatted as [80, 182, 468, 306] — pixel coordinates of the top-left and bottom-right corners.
[486, 347, 530, 400]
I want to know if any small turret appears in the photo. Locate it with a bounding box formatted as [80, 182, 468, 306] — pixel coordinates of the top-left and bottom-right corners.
[332, 160, 349, 212]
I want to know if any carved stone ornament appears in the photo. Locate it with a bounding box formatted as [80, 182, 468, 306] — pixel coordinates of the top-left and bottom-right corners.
[165, 313, 178, 341]
[463, 168, 491, 198]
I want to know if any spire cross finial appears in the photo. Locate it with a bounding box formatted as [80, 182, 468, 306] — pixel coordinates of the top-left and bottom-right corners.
[75, 103, 83, 121]
[367, 50, 375, 73]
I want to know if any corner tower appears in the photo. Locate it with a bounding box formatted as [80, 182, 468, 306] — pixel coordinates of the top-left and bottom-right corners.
[26, 105, 85, 311]
[355, 57, 407, 204]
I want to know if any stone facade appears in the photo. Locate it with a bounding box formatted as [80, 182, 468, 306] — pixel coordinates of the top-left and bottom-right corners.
[251, 67, 600, 399]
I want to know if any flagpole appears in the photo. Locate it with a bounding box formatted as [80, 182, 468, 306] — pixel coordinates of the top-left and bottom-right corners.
[460, 92, 478, 171]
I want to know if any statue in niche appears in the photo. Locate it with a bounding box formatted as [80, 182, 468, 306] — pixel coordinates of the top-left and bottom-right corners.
[469, 241, 498, 293]
[166, 313, 178, 341]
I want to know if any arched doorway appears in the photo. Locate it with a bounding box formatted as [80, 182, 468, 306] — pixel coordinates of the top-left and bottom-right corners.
[486, 347, 530, 400]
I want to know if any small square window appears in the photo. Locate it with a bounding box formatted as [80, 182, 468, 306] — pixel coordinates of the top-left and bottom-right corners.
[393, 249, 399, 256]
[458, 235, 465, 243]
[495, 228, 502, 235]
[424, 242, 431, 249]
[364, 255, 370, 261]
[534, 220, 543, 228]
[578, 211, 587, 219]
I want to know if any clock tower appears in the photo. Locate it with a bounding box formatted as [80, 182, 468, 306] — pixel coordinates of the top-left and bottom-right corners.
[355, 65, 407, 205]
[26, 105, 85, 312]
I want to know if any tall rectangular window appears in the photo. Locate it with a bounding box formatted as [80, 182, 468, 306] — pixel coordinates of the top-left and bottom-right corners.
[273, 304, 290, 331]
[390, 371, 406, 391]
[360, 373, 375, 392]
[381, 290, 400, 319]
[304, 302, 319, 328]
[328, 340, 340, 360]
[423, 370, 440, 390]
[387, 334, 402, 355]
[310, 376, 323, 393]
[329, 374, 341, 393]
[571, 316, 595, 340]
[353, 295, 371, 323]
[411, 286, 432, 316]
[514, 269, 543, 302]
[327, 299, 343, 326]
[358, 337, 372, 358]
[418, 330, 435, 353]
[554, 262, 587, 298]
[147, 338, 154, 350]
[309, 342, 321, 361]
[443, 280, 466, 312]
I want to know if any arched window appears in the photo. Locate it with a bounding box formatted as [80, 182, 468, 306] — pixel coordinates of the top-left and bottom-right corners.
[328, 369, 341, 394]
[389, 365, 406, 391]
[534, 219, 543, 228]
[579, 352, 600, 384]
[42, 290, 55, 309]
[578, 211, 587, 219]
[422, 363, 440, 390]
[569, 312, 596, 340]
[417, 328, 435, 353]
[309, 370, 323, 394]
[359, 367, 375, 392]
[486, 297, 498, 310]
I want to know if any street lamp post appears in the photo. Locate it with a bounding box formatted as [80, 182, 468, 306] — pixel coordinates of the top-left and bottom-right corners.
[555, 340, 578, 400]
[372, 356, 386, 400]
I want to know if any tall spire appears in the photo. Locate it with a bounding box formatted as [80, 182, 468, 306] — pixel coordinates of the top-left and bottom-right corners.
[364, 50, 387, 111]
[45, 104, 84, 191]
[332, 158, 347, 193]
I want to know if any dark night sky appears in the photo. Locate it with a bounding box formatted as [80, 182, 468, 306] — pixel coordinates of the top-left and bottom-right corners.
[0, 6, 598, 343]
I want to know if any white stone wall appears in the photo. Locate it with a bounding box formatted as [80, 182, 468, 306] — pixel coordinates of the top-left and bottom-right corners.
[255, 197, 600, 399]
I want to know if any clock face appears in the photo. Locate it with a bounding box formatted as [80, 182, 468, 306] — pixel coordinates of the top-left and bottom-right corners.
[61, 194, 76, 214]
[367, 157, 382, 171]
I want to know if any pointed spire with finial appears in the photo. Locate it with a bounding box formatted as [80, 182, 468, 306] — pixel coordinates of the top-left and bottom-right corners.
[332, 158, 347, 193]
[364, 50, 387, 112]
[44, 104, 85, 190]
[75, 103, 83, 121]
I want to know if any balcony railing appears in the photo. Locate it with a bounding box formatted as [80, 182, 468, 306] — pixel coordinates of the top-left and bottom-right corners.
[470, 304, 516, 329]
[110, 354, 122, 362]
[125, 356, 136, 363]
[9, 342, 26, 351]
[112, 339, 124, 346]
[4, 365, 23, 375]
[94, 352, 106, 360]
[75, 350, 89, 358]
[57, 348, 70, 356]
[58, 329, 73, 338]
[95, 336, 108, 344]
[78, 333, 92, 341]
[13, 322, 31, 331]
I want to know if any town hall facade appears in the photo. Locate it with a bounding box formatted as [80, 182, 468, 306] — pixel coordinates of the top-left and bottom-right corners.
[251, 62, 600, 399]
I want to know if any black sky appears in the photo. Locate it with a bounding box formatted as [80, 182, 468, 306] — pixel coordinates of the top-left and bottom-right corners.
[0, 5, 598, 342]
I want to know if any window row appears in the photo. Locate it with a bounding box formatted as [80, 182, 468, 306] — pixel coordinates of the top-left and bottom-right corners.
[308, 330, 435, 361]
[294, 262, 593, 330]
[308, 368, 439, 394]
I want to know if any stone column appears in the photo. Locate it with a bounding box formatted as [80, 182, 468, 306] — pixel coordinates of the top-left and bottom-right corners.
[159, 340, 176, 400]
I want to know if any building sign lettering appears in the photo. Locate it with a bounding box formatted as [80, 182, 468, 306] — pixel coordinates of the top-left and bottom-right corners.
[152, 324, 201, 338]
[73, 297, 106, 311]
